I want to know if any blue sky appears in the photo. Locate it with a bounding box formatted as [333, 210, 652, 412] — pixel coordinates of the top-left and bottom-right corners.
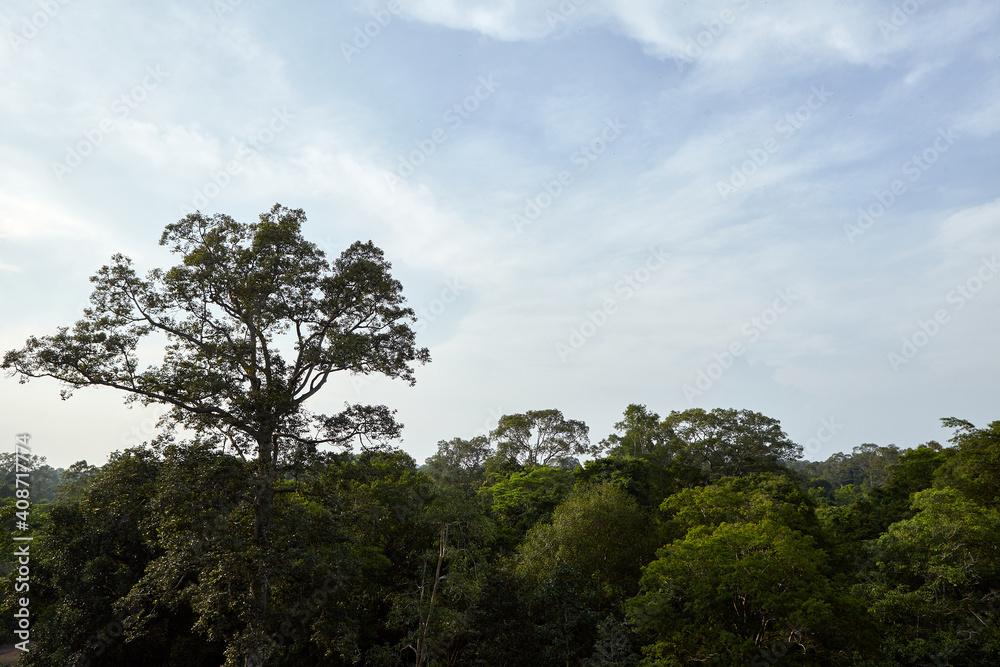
[1, 0, 999, 468]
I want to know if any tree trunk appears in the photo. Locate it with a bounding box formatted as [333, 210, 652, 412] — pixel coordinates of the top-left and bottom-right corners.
[416, 524, 449, 667]
[246, 434, 278, 666]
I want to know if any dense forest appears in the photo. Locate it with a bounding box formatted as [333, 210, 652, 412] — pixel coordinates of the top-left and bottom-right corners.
[2, 406, 999, 666]
[1, 208, 998, 665]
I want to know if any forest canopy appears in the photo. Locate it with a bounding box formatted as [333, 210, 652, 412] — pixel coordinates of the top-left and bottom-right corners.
[2, 207, 998, 666]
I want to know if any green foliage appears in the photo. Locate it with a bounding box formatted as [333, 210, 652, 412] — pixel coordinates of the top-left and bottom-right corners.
[118, 442, 255, 662]
[517, 482, 656, 603]
[601, 404, 666, 458]
[8, 385, 1000, 666]
[661, 408, 802, 479]
[574, 455, 660, 508]
[658, 474, 823, 544]
[305, 450, 437, 658]
[859, 487, 1000, 662]
[422, 435, 492, 496]
[815, 442, 947, 569]
[3, 448, 198, 666]
[480, 465, 574, 543]
[628, 475, 855, 665]
[458, 561, 539, 666]
[528, 563, 604, 666]
[934, 418, 1000, 504]
[629, 519, 836, 665]
[490, 409, 592, 467]
[1, 205, 430, 665]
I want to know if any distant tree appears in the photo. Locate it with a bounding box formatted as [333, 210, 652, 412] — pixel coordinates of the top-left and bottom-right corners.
[0, 453, 61, 503]
[661, 407, 802, 480]
[423, 435, 492, 495]
[601, 404, 665, 457]
[490, 409, 591, 468]
[54, 460, 99, 502]
[1, 205, 430, 665]
[792, 443, 902, 492]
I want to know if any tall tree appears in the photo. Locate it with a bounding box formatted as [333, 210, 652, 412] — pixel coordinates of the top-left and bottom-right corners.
[661, 407, 802, 480]
[423, 435, 492, 495]
[1, 205, 430, 665]
[600, 404, 665, 457]
[490, 409, 591, 468]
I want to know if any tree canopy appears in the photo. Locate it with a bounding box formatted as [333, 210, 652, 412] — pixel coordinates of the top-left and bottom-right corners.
[2, 204, 430, 665]
[3, 205, 429, 460]
[2, 207, 999, 666]
[489, 408, 592, 468]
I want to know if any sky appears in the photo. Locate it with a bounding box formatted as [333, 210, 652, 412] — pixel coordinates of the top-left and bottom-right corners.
[1, 0, 999, 469]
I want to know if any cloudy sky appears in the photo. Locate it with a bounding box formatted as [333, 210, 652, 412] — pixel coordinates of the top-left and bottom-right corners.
[1, 0, 999, 468]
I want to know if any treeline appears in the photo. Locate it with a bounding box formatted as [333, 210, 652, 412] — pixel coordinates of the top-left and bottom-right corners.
[3, 406, 999, 666]
[0, 453, 76, 506]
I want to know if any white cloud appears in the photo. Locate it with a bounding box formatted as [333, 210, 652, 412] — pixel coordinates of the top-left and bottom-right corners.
[955, 84, 1000, 138]
[399, 0, 909, 67]
[1, 0, 999, 465]
[399, 0, 560, 41]
[0, 189, 96, 240]
[935, 198, 1000, 254]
